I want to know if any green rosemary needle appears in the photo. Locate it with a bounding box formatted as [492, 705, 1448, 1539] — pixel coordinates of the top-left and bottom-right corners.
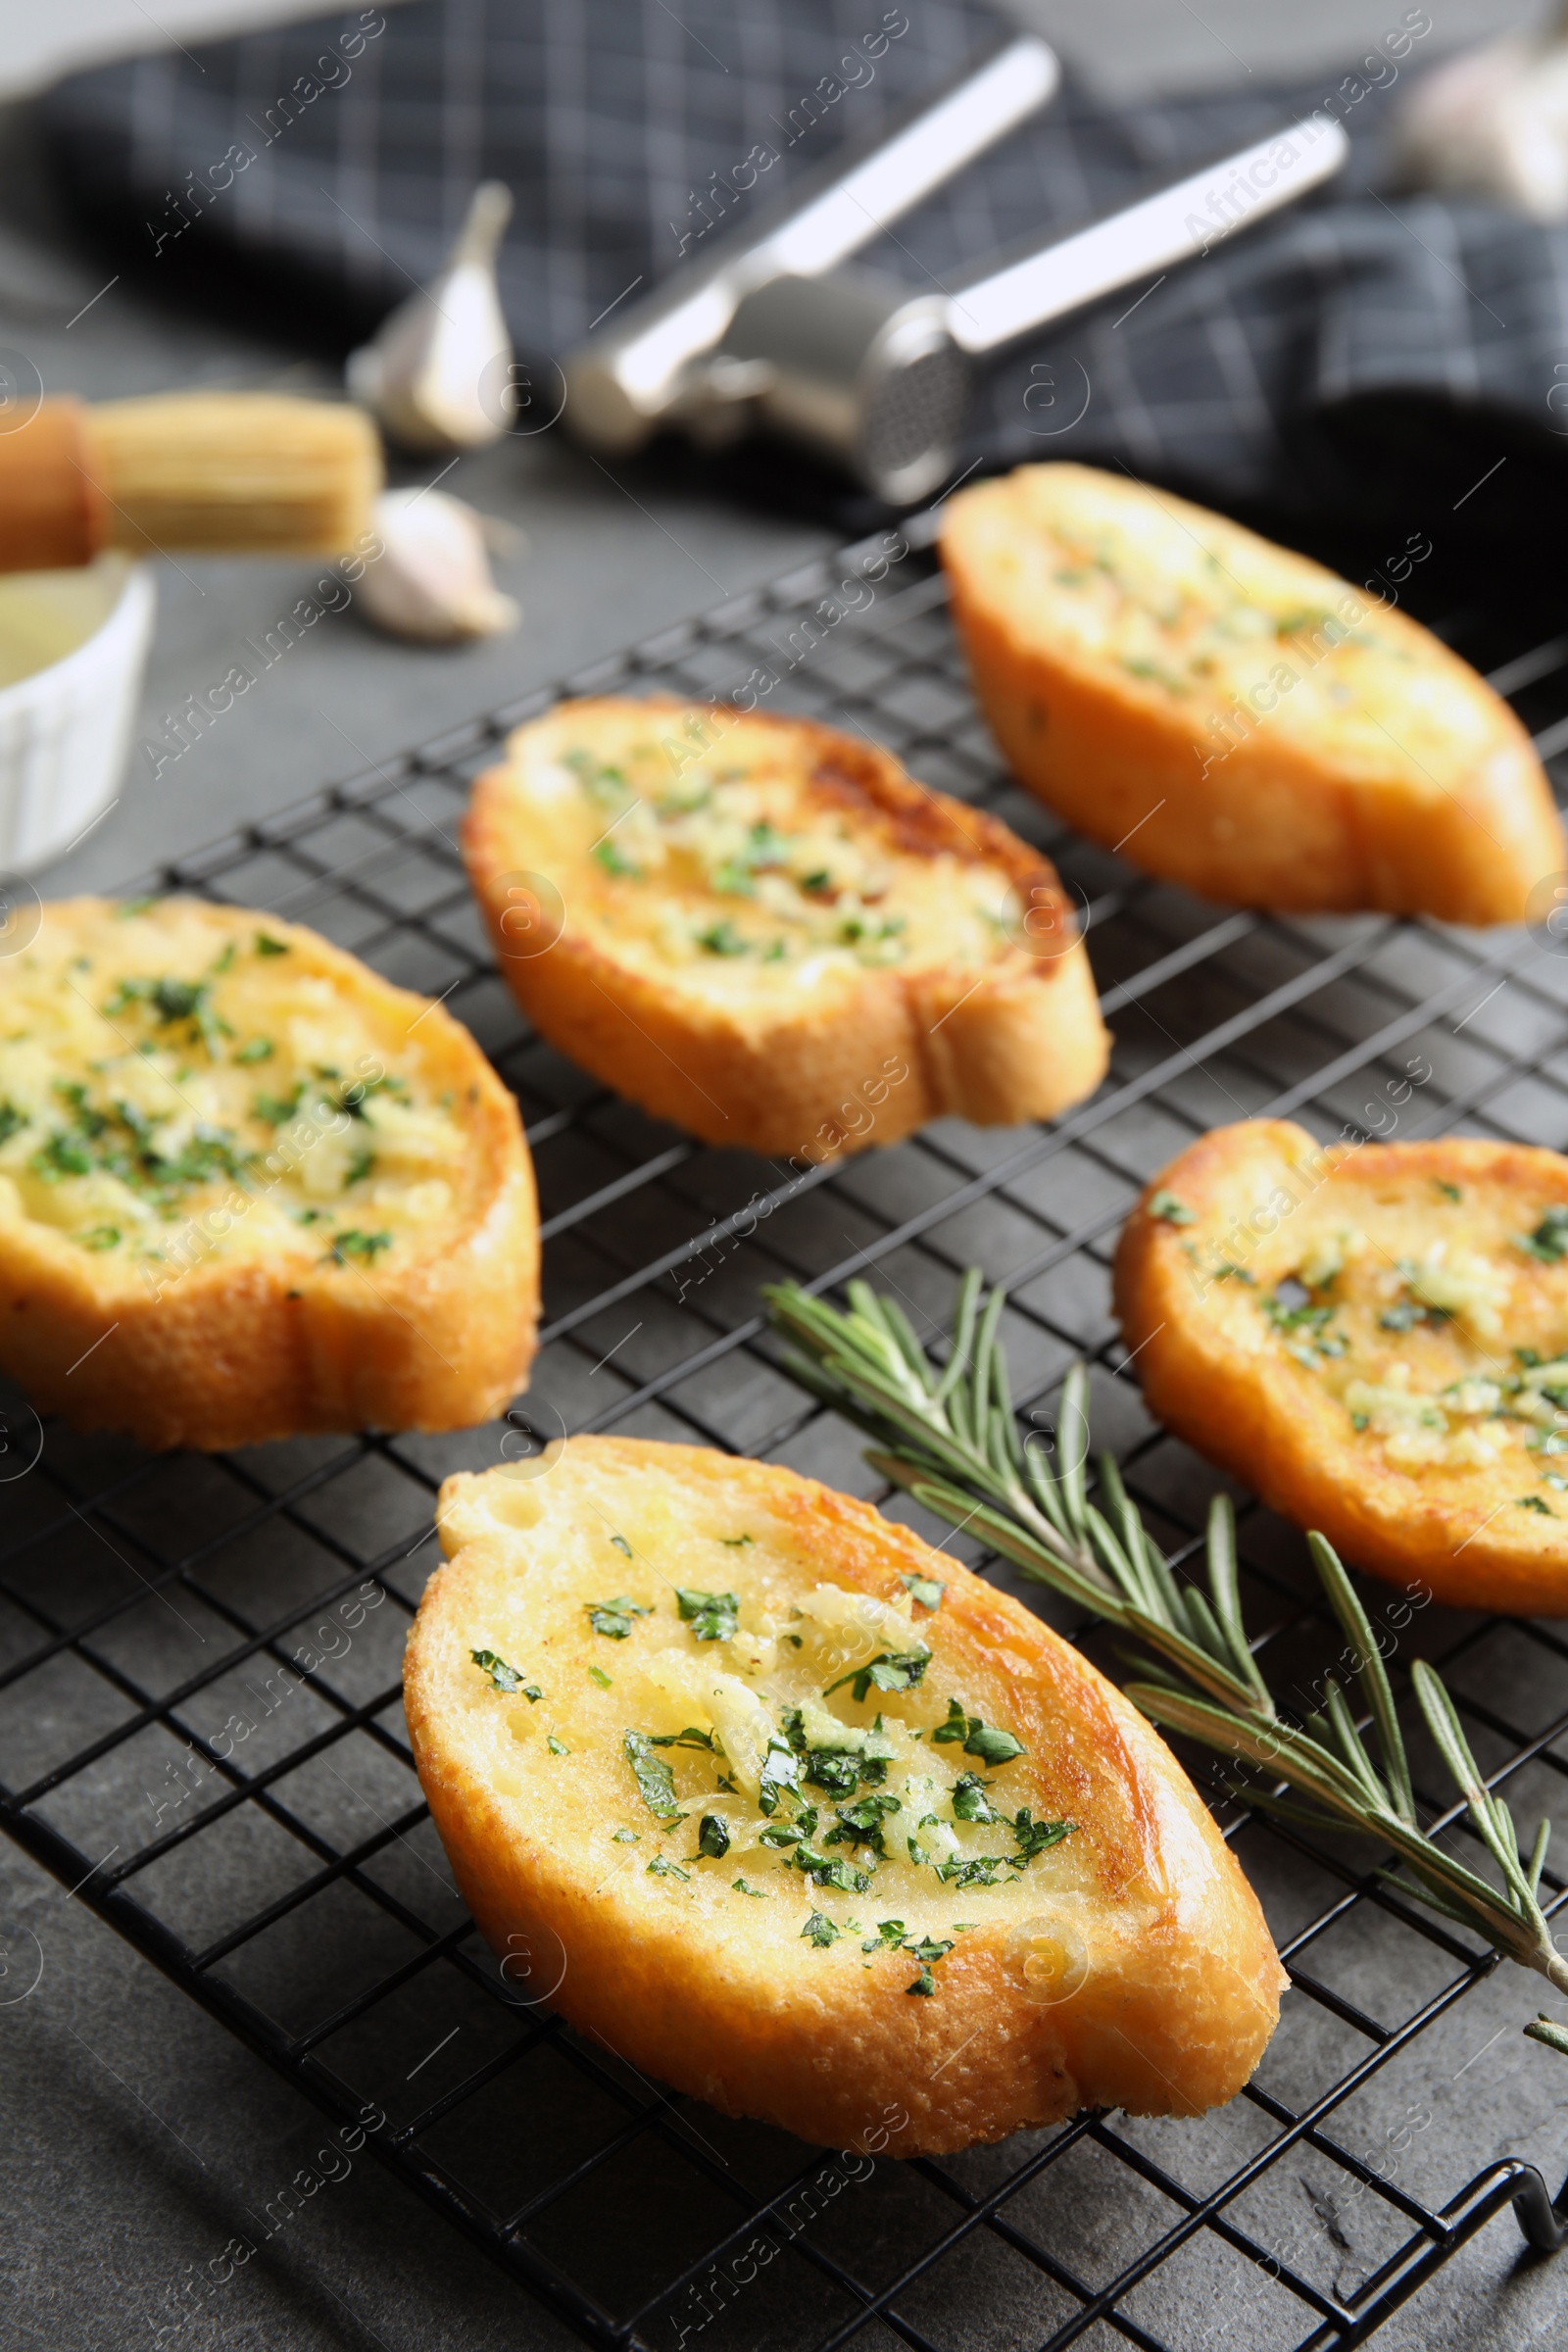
[762, 1272, 1568, 1997]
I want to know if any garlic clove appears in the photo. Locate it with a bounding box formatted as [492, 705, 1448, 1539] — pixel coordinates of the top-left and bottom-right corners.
[347, 182, 515, 452]
[355, 486, 520, 643]
[1393, 29, 1568, 221]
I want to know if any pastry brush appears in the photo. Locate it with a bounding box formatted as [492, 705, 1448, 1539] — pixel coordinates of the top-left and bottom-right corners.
[0, 392, 382, 571]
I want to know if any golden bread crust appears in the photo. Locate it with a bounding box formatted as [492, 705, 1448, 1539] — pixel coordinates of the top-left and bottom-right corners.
[942, 465, 1563, 924]
[404, 1439, 1285, 2154]
[0, 898, 538, 1448]
[463, 697, 1108, 1156]
[1113, 1120, 1568, 1610]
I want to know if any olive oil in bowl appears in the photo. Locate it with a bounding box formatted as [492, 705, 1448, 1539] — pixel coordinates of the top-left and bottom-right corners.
[0, 560, 131, 689]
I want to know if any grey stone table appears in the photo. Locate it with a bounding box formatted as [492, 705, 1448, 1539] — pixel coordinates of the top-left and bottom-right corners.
[3, 3, 1567, 2347]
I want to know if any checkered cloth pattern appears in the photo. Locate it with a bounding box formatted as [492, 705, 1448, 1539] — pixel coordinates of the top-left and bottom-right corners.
[38, 1, 1568, 529]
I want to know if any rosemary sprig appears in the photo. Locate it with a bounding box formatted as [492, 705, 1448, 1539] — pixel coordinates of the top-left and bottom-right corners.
[762, 1274, 1568, 1997]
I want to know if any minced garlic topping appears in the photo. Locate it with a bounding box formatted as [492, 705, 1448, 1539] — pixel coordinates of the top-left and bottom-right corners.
[461, 1481, 1081, 1971]
[1216, 1177, 1568, 1482]
[0, 904, 470, 1282]
[507, 713, 1024, 990]
[980, 468, 1493, 791]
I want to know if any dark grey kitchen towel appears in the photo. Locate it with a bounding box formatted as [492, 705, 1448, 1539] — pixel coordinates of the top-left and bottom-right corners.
[36, 1, 1568, 541]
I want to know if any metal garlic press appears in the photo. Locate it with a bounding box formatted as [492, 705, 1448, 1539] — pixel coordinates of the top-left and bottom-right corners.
[564, 35, 1348, 503]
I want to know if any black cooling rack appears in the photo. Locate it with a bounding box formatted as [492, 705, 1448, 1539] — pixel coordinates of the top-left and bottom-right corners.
[7, 513, 1568, 2352]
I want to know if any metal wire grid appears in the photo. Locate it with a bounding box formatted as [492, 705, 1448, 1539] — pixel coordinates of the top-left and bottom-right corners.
[5, 522, 1568, 2352]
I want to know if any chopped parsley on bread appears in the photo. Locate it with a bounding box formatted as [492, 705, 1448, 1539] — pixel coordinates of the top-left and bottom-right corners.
[1115, 1122, 1568, 1610]
[404, 1440, 1285, 2153]
[943, 464, 1563, 924]
[0, 898, 538, 1448]
[463, 697, 1108, 1158]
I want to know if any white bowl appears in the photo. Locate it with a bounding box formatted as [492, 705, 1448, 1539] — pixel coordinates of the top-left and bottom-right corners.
[0, 555, 156, 874]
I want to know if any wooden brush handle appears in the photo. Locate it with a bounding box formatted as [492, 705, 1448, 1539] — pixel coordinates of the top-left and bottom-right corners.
[0, 400, 108, 571]
[0, 392, 379, 567]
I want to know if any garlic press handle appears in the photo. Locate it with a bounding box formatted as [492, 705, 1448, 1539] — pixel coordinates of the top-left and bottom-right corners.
[949, 115, 1350, 356]
[750, 34, 1059, 282]
[564, 32, 1058, 452]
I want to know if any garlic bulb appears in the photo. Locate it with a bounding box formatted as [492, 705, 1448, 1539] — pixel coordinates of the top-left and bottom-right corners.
[355, 487, 519, 643]
[1393, 17, 1568, 220]
[347, 182, 514, 451]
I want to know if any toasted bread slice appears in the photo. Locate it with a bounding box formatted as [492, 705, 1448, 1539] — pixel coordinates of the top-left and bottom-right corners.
[942, 464, 1563, 924]
[463, 697, 1108, 1157]
[1114, 1120, 1568, 1610]
[0, 898, 538, 1449]
[405, 1440, 1286, 2154]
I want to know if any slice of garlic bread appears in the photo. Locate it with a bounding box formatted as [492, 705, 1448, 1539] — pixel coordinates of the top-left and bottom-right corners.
[0, 898, 538, 1448]
[943, 464, 1563, 924]
[405, 1439, 1285, 2154]
[463, 697, 1108, 1157]
[1114, 1121, 1568, 1610]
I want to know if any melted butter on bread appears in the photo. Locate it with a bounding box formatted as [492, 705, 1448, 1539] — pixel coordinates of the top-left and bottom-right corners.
[408, 1439, 1285, 2153]
[960, 465, 1488, 789]
[437, 1463, 1072, 1909]
[506, 704, 1022, 995]
[1115, 1122, 1568, 1609]
[0, 899, 539, 1450]
[0, 898, 470, 1273]
[943, 465, 1564, 924]
[465, 696, 1110, 1155]
[1196, 1177, 1566, 1473]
